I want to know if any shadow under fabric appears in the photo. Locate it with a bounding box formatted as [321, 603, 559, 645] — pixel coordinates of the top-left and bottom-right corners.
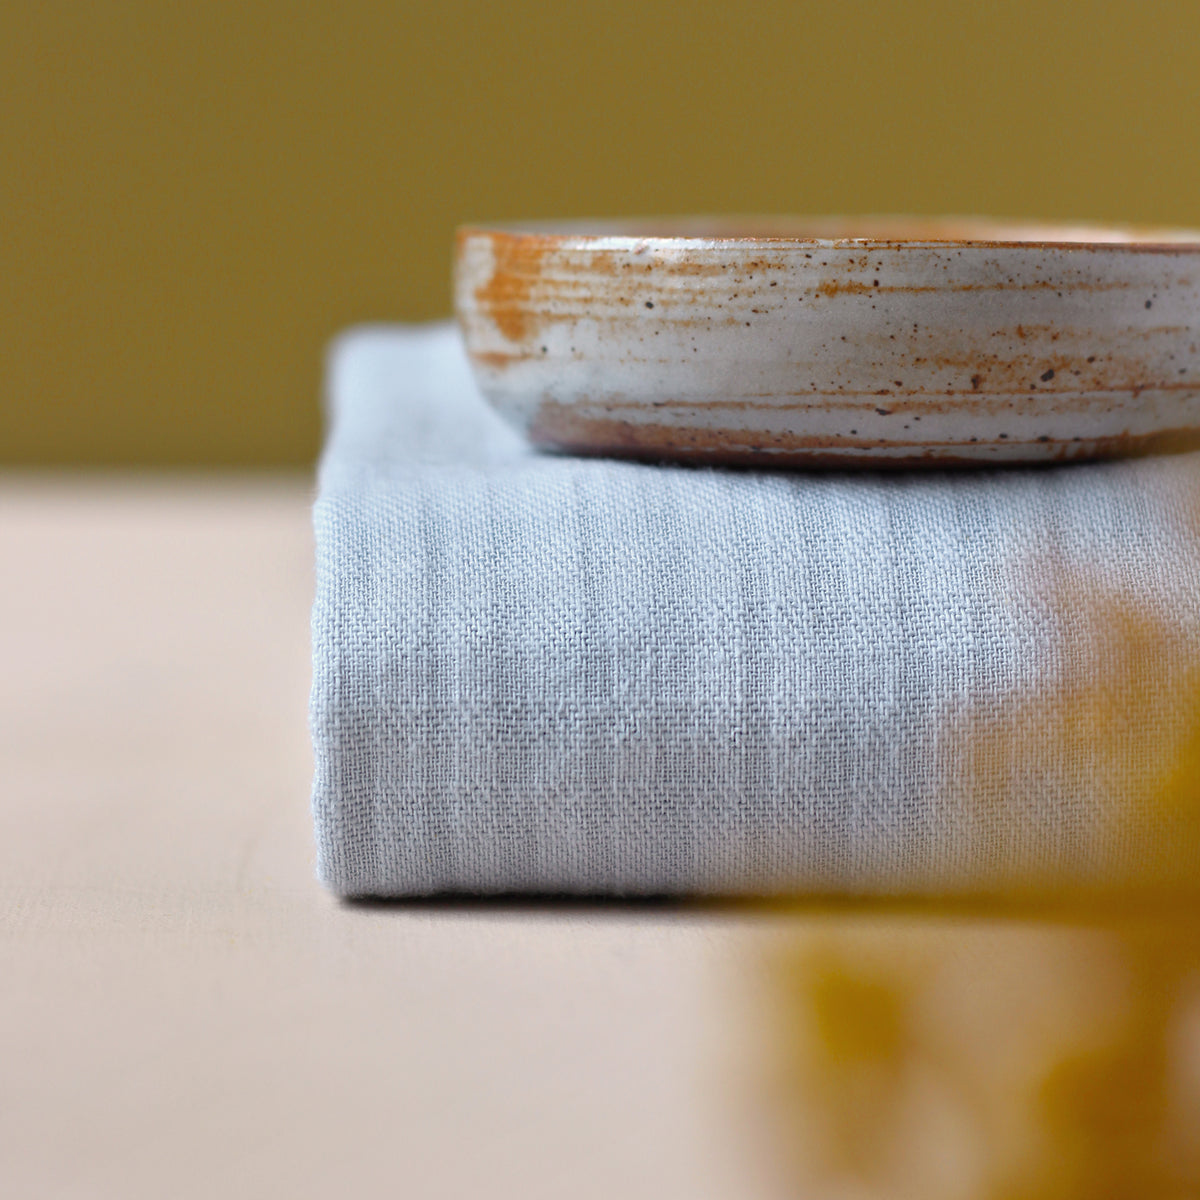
[310, 324, 1200, 898]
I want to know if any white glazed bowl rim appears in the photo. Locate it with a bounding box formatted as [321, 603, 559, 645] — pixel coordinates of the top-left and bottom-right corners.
[458, 215, 1200, 251]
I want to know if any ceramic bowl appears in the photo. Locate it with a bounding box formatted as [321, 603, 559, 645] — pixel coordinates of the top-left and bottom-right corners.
[454, 217, 1200, 467]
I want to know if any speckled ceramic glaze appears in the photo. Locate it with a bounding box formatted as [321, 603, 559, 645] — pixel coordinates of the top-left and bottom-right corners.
[454, 218, 1200, 466]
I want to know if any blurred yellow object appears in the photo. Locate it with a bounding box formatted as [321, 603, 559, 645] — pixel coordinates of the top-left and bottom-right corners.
[953, 561, 1200, 897]
[759, 489, 1200, 1196]
[764, 910, 1200, 1199]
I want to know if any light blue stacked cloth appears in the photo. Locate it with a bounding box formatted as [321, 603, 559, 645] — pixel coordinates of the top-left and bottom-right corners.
[311, 324, 1200, 897]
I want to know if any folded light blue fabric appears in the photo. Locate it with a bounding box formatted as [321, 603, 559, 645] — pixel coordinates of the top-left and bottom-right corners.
[311, 323, 1200, 897]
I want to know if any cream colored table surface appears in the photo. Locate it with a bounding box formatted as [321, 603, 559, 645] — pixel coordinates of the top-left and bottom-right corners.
[8, 476, 1200, 1199]
[0, 476, 790, 1200]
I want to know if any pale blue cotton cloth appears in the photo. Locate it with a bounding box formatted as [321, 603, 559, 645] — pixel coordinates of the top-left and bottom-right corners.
[311, 323, 1200, 897]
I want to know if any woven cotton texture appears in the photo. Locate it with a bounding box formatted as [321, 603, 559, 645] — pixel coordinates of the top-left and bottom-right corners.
[311, 324, 1200, 897]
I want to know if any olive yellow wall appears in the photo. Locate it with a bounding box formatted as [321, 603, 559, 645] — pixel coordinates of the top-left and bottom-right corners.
[5, 1, 1200, 466]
